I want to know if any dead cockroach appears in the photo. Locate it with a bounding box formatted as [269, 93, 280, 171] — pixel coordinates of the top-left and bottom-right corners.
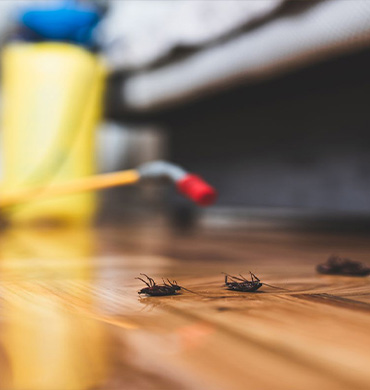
[136, 274, 181, 296]
[317, 255, 370, 276]
[223, 272, 284, 292]
[136, 274, 206, 297]
[223, 272, 262, 292]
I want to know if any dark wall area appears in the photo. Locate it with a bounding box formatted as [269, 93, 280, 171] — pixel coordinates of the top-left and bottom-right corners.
[108, 48, 370, 213]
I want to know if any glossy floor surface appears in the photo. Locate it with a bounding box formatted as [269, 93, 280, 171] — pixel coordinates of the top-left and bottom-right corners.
[0, 224, 370, 390]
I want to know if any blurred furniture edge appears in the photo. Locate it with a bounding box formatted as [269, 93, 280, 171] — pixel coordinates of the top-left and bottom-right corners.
[105, 0, 370, 228]
[109, 0, 370, 114]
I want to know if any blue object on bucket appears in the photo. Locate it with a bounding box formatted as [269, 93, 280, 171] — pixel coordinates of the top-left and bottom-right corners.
[18, 1, 101, 46]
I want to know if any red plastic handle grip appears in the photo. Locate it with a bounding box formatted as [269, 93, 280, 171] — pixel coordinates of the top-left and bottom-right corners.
[176, 174, 217, 206]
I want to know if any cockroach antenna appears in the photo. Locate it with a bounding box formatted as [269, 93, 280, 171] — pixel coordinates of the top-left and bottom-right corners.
[248, 271, 289, 290]
[163, 278, 212, 298]
[261, 281, 288, 290]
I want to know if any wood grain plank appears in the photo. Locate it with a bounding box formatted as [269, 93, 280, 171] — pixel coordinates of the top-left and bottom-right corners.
[0, 226, 369, 389]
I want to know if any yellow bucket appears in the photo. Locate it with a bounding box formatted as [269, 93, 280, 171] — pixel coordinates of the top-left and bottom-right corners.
[1, 42, 106, 225]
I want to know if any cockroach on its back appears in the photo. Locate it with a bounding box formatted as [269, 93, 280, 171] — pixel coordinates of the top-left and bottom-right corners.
[136, 274, 181, 296]
[317, 255, 370, 276]
[223, 272, 284, 292]
[223, 272, 263, 292]
[136, 274, 207, 297]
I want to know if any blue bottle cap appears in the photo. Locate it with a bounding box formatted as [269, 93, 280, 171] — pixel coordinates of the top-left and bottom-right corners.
[17, 1, 102, 46]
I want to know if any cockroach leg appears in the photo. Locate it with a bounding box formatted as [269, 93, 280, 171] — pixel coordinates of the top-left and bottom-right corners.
[140, 273, 155, 287]
[135, 277, 150, 288]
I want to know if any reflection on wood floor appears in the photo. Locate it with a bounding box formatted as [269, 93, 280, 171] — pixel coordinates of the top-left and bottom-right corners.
[0, 224, 370, 390]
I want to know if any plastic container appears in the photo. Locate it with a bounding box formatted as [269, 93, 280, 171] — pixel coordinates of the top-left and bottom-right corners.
[1, 42, 106, 224]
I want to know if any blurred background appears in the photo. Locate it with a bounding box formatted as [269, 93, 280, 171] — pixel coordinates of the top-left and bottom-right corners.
[2, 0, 370, 230]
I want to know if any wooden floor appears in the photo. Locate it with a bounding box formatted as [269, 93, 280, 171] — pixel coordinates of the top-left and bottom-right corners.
[0, 223, 370, 390]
